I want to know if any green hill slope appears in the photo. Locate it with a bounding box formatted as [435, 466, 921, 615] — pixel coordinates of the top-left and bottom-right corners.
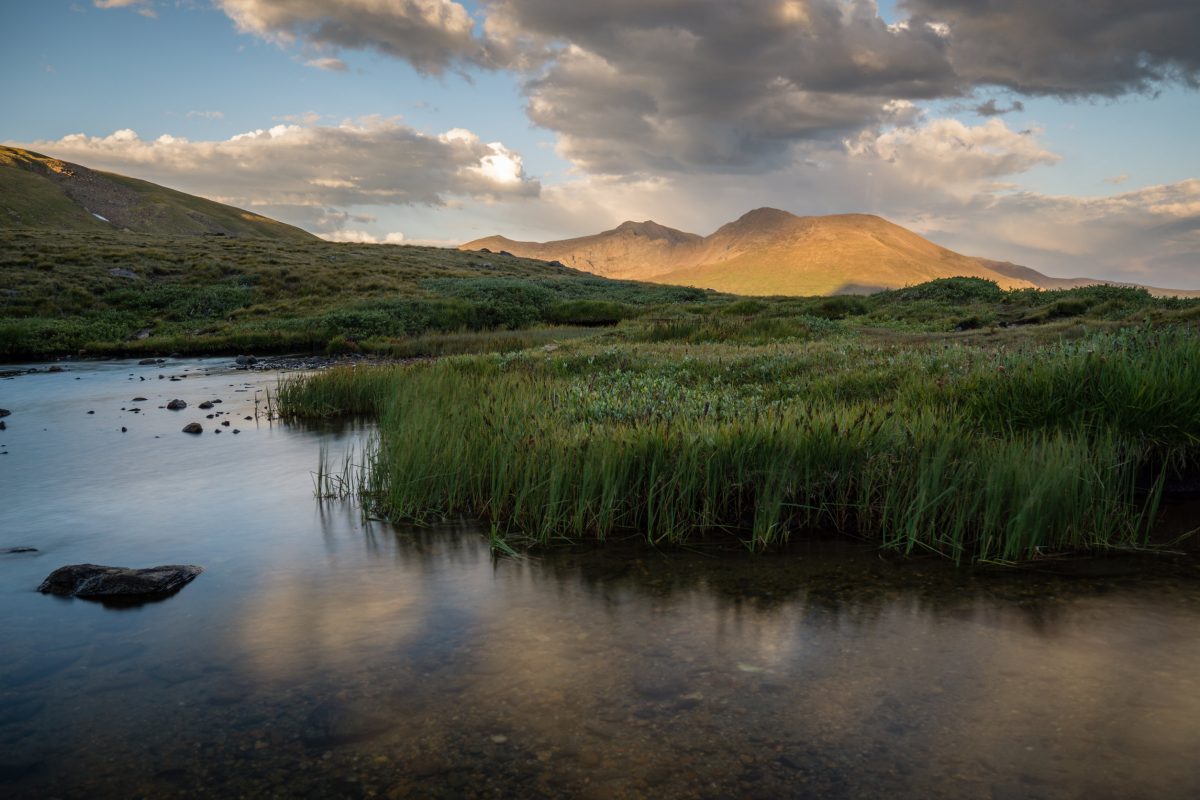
[0, 145, 315, 242]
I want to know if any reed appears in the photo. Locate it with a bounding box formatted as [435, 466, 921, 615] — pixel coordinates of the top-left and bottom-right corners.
[279, 328, 1194, 561]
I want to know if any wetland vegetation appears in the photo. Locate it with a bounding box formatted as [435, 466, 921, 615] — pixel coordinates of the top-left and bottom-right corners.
[7, 229, 1200, 562]
[279, 322, 1200, 563]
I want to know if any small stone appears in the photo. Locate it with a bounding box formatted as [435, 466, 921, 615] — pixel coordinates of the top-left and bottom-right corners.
[167, 399, 187, 410]
[87, 410, 94, 415]
[0, 409, 10, 418]
[138, 358, 158, 365]
[221, 420, 230, 427]
[232, 429, 240, 434]
[47, 366, 63, 373]
[198, 401, 214, 410]
[121, 427, 127, 433]
[182, 423, 203, 434]
[133, 397, 148, 402]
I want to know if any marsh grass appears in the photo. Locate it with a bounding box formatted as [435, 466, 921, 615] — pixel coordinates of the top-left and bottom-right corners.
[279, 328, 1193, 562]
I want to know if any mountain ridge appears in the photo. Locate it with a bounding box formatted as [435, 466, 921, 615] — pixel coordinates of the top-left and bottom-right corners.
[462, 209, 1197, 297]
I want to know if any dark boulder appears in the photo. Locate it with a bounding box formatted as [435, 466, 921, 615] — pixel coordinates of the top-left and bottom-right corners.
[138, 358, 158, 365]
[235, 355, 257, 366]
[182, 422, 203, 434]
[198, 401, 214, 409]
[38, 564, 203, 599]
[0, 408, 10, 417]
[166, 399, 187, 410]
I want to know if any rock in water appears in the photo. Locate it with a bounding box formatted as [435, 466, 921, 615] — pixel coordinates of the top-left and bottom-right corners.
[138, 358, 158, 365]
[301, 699, 395, 747]
[0, 408, 10, 417]
[166, 399, 187, 410]
[38, 564, 203, 599]
[182, 422, 203, 434]
[235, 355, 257, 366]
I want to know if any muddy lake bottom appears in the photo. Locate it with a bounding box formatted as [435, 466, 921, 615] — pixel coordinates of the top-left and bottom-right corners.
[2, 359, 1199, 798]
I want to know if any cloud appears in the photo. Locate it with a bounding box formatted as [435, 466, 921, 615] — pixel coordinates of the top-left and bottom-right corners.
[902, 0, 1200, 97]
[218, 0, 486, 75]
[186, 110, 225, 120]
[210, 1, 1200, 178]
[846, 117, 1060, 190]
[320, 230, 407, 244]
[94, 0, 156, 17]
[1105, 173, 1131, 186]
[972, 99, 1024, 117]
[304, 56, 349, 72]
[5, 118, 539, 229]
[923, 180, 1200, 287]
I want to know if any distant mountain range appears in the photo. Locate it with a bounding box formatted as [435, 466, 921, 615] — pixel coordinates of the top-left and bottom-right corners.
[463, 209, 1195, 297]
[0, 145, 314, 242]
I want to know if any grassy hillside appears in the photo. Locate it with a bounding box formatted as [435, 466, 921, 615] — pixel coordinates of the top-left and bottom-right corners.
[3, 229, 1199, 361]
[0, 229, 712, 359]
[0, 145, 315, 242]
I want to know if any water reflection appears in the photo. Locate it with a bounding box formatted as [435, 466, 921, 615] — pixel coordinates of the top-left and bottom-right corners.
[2, 360, 1199, 798]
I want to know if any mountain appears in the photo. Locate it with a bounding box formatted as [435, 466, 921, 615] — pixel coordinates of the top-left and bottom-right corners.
[0, 145, 315, 242]
[465, 208, 1170, 296]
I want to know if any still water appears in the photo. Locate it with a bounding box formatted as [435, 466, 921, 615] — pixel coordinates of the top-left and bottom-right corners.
[2, 359, 1199, 799]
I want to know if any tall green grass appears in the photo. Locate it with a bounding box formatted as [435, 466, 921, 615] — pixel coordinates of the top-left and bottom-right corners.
[278, 328, 1196, 561]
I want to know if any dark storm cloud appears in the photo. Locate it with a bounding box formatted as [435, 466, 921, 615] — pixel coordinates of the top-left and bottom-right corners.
[972, 99, 1024, 117]
[903, 0, 1200, 96]
[211, 1, 1200, 174]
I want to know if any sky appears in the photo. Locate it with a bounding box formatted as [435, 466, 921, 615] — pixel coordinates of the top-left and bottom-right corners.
[2, 1, 1198, 286]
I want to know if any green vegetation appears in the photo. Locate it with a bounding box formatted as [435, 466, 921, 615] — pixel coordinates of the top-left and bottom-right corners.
[278, 326, 1200, 563]
[0, 145, 316, 241]
[0, 229, 711, 359]
[4, 229, 1198, 363]
[6, 226, 1198, 562]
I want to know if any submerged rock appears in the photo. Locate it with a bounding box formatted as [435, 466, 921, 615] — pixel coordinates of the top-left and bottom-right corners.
[301, 698, 395, 747]
[138, 358, 158, 365]
[166, 399, 186, 410]
[38, 564, 203, 599]
[2, 547, 38, 554]
[182, 422, 203, 434]
[198, 401, 214, 409]
[0, 408, 10, 417]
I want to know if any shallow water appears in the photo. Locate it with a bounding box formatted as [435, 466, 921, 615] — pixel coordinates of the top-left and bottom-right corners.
[2, 359, 1199, 799]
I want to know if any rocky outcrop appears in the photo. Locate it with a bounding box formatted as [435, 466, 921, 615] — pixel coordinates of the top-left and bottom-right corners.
[38, 564, 203, 599]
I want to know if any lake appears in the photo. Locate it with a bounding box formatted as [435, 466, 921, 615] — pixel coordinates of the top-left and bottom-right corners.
[2, 358, 1199, 798]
